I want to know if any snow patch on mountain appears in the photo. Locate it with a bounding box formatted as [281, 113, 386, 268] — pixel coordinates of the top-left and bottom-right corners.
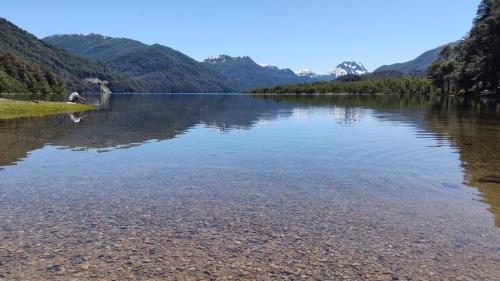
[327, 68, 348, 77]
[261, 64, 280, 71]
[296, 61, 368, 79]
[333, 61, 369, 76]
[204, 55, 251, 63]
[296, 69, 317, 77]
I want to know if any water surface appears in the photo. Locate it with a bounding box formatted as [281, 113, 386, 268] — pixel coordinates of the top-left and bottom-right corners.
[0, 94, 499, 280]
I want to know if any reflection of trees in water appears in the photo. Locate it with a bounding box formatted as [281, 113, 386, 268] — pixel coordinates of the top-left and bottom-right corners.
[419, 97, 500, 226]
[0, 94, 291, 168]
[0, 93, 113, 168]
[1, 94, 499, 226]
[257, 94, 500, 226]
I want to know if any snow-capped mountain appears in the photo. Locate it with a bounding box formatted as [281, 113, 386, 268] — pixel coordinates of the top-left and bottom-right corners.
[296, 69, 317, 78]
[258, 63, 273, 68]
[261, 64, 288, 72]
[327, 67, 348, 78]
[296, 61, 369, 80]
[203, 54, 303, 90]
[203, 55, 370, 88]
[329, 61, 369, 77]
[204, 54, 253, 64]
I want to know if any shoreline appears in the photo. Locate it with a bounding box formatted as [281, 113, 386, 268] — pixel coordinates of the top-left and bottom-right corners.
[248, 92, 500, 98]
[0, 98, 94, 120]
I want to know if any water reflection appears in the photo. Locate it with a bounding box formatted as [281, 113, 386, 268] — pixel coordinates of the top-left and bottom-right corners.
[259, 94, 500, 226]
[0, 94, 499, 227]
[0, 94, 289, 167]
[420, 97, 500, 227]
[331, 107, 366, 125]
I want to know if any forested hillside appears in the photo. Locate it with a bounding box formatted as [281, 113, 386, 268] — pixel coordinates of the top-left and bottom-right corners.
[0, 18, 139, 93]
[44, 34, 238, 93]
[0, 51, 66, 94]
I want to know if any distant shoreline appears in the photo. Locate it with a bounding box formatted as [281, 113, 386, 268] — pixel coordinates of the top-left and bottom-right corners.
[248, 92, 500, 97]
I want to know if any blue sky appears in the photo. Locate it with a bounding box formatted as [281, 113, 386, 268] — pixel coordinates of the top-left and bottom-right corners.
[3, 0, 480, 72]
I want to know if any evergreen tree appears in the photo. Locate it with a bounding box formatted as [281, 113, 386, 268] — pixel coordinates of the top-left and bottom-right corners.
[427, 45, 457, 94]
[455, 0, 500, 94]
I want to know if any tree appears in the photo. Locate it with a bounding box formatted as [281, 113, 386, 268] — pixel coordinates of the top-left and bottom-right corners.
[427, 45, 457, 94]
[456, 0, 500, 94]
[439, 45, 454, 61]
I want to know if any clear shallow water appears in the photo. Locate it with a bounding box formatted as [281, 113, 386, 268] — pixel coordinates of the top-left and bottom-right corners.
[0, 94, 499, 280]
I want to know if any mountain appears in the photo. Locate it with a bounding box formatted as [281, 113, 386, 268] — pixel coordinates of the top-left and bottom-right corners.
[296, 69, 317, 78]
[329, 61, 369, 77]
[0, 18, 139, 93]
[43, 34, 237, 93]
[295, 61, 369, 82]
[374, 41, 460, 74]
[203, 55, 303, 90]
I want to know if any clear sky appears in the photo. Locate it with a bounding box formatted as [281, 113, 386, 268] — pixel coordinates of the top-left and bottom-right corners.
[2, 0, 480, 72]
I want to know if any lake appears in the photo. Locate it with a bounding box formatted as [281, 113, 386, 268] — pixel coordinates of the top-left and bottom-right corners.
[0, 93, 499, 280]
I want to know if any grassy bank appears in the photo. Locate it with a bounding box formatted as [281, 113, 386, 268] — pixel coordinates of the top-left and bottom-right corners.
[0, 98, 94, 120]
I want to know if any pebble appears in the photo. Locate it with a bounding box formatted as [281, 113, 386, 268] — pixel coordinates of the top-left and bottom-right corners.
[0, 178, 498, 280]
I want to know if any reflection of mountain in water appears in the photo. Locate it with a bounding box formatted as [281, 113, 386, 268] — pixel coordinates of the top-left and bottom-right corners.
[331, 107, 366, 125]
[54, 94, 290, 148]
[0, 94, 291, 169]
[1, 93, 500, 226]
[260, 94, 500, 227]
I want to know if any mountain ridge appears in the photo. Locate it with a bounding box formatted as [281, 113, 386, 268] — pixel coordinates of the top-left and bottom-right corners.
[43, 34, 238, 93]
[0, 18, 139, 93]
[203, 54, 303, 90]
[296, 61, 369, 81]
[1, 17, 459, 94]
[374, 41, 460, 74]
[330, 61, 369, 76]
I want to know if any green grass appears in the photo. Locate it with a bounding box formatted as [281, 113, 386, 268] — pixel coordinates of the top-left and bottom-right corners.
[0, 98, 94, 120]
